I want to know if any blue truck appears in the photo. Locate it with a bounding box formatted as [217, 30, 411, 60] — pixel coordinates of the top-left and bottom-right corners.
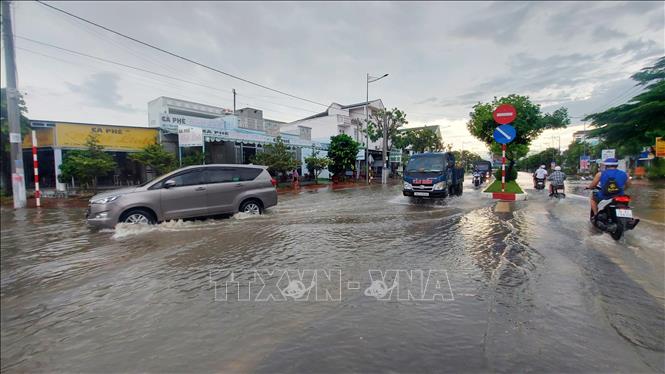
[402, 152, 464, 198]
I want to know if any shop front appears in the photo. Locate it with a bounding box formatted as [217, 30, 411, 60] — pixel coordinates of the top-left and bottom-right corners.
[23, 121, 159, 192]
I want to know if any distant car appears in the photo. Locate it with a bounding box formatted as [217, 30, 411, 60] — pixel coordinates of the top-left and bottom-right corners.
[86, 164, 278, 229]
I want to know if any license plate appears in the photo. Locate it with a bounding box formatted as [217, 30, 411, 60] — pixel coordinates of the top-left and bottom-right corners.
[616, 209, 633, 218]
[414, 192, 429, 197]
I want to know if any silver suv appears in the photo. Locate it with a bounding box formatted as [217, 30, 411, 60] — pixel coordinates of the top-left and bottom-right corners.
[86, 164, 278, 229]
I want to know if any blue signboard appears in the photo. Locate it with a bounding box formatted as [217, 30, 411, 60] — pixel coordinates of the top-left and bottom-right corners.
[493, 124, 516, 144]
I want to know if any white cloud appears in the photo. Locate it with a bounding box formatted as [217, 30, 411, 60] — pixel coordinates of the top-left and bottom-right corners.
[1, 0, 662, 154]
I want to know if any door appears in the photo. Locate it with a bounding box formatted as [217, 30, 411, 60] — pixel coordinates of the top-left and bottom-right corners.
[205, 167, 264, 214]
[160, 168, 208, 219]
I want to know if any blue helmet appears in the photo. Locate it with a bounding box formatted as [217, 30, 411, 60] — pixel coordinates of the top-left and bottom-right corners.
[603, 157, 619, 166]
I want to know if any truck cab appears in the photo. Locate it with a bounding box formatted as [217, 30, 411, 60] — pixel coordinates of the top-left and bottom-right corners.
[402, 152, 464, 198]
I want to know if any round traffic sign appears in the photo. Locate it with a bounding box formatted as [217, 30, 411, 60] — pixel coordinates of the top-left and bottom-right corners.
[493, 104, 517, 125]
[493, 124, 516, 144]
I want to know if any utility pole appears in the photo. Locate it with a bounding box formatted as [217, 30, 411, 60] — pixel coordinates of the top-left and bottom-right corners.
[232, 89, 236, 112]
[382, 112, 388, 184]
[365, 74, 369, 184]
[2, 0, 27, 208]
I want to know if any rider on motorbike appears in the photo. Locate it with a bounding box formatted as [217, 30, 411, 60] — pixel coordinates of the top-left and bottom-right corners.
[533, 165, 548, 188]
[588, 158, 630, 219]
[548, 166, 566, 196]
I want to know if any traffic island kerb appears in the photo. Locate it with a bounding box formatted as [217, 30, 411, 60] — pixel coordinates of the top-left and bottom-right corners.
[482, 180, 528, 201]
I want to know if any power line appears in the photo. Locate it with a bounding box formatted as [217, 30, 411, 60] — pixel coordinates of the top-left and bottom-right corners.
[35, 0, 329, 108]
[15, 36, 320, 115]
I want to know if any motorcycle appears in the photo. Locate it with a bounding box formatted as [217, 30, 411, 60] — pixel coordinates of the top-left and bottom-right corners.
[586, 187, 640, 240]
[472, 172, 482, 188]
[550, 184, 565, 198]
[534, 177, 546, 190]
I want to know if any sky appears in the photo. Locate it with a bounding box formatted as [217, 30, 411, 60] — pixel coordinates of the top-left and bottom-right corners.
[2, 1, 663, 158]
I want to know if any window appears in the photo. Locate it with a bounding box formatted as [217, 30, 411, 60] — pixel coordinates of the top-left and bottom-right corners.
[239, 168, 262, 181]
[206, 168, 236, 183]
[206, 167, 262, 183]
[171, 169, 204, 186]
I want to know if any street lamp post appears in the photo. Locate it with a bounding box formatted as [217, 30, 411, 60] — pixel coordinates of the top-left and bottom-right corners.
[365, 73, 388, 184]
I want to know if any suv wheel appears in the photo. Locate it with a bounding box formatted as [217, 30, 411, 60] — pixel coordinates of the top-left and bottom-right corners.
[240, 200, 262, 215]
[121, 209, 156, 225]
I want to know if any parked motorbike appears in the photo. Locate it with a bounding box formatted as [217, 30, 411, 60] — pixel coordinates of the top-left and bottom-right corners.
[535, 177, 545, 190]
[586, 187, 640, 240]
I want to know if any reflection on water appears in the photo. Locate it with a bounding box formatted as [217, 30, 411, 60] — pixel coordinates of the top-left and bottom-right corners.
[1, 180, 663, 373]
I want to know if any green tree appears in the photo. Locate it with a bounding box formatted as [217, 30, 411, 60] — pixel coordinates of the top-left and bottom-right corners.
[1, 88, 31, 195]
[450, 150, 485, 171]
[584, 57, 665, 155]
[365, 108, 408, 150]
[399, 127, 443, 153]
[129, 142, 176, 176]
[467, 94, 570, 181]
[327, 134, 360, 178]
[516, 147, 562, 172]
[251, 136, 300, 177]
[181, 149, 204, 167]
[58, 133, 117, 192]
[304, 150, 330, 184]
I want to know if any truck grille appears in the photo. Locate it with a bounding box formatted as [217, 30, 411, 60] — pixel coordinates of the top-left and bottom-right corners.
[413, 185, 434, 192]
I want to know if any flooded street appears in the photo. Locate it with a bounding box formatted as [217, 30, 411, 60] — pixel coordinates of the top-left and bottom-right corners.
[1, 174, 664, 373]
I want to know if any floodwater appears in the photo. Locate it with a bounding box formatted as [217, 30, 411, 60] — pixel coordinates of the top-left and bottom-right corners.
[1, 174, 664, 373]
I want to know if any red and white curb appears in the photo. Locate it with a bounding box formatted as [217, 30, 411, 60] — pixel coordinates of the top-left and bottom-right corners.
[482, 190, 528, 201]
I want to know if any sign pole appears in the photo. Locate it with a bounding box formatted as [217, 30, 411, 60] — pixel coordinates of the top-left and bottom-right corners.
[501, 144, 506, 192]
[178, 146, 182, 167]
[32, 130, 41, 207]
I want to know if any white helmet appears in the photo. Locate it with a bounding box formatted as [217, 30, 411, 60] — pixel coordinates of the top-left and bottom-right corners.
[554, 166, 561, 171]
[540, 165, 545, 169]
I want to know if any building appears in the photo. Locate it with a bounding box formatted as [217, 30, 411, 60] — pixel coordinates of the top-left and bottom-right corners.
[284, 100, 386, 177]
[23, 120, 159, 191]
[148, 96, 324, 177]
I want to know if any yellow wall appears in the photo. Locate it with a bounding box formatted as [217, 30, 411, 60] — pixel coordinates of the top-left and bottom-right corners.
[54, 123, 158, 151]
[656, 137, 665, 158]
[22, 128, 55, 148]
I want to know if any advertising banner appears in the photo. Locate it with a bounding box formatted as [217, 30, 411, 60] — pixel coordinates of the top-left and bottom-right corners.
[601, 149, 615, 161]
[22, 128, 54, 149]
[55, 123, 157, 151]
[178, 126, 204, 147]
[656, 137, 665, 157]
[579, 155, 590, 170]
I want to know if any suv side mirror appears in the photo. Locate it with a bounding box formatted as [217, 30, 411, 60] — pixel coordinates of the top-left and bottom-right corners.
[163, 179, 176, 189]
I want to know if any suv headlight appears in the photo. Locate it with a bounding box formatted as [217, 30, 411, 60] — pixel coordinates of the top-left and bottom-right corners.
[403, 181, 412, 190]
[433, 181, 446, 191]
[90, 195, 121, 204]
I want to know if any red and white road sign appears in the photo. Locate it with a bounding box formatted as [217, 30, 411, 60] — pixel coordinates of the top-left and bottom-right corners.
[493, 104, 517, 125]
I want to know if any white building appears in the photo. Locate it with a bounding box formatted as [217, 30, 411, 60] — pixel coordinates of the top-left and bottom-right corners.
[284, 100, 386, 176]
[148, 97, 322, 176]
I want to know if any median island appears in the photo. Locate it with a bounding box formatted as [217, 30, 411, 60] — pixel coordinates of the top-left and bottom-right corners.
[483, 180, 524, 194]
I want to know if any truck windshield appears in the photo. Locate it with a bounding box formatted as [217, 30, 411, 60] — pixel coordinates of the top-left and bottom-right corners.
[406, 155, 446, 175]
[474, 163, 490, 171]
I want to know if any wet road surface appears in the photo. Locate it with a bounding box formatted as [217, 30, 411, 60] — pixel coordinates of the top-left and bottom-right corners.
[1, 173, 664, 373]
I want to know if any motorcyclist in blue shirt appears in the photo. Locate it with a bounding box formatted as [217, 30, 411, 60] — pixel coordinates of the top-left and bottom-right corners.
[588, 158, 630, 219]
